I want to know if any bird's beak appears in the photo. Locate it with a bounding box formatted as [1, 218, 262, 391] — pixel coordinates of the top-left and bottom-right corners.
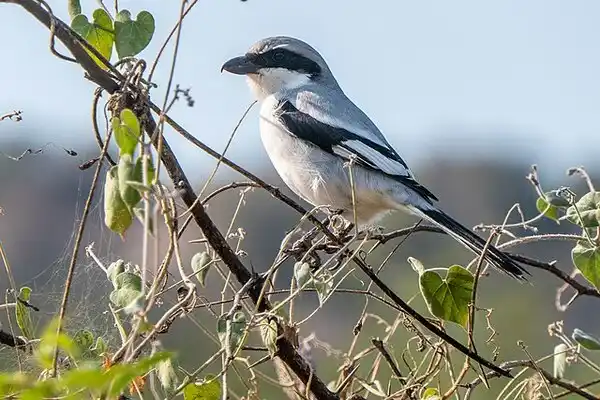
[221, 55, 260, 75]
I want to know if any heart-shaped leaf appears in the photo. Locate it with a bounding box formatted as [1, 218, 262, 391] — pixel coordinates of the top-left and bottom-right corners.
[419, 265, 474, 327]
[293, 261, 311, 288]
[217, 311, 247, 352]
[104, 166, 133, 235]
[71, 9, 114, 69]
[107, 259, 126, 288]
[312, 271, 333, 306]
[114, 10, 155, 58]
[566, 192, 600, 227]
[573, 328, 600, 350]
[110, 288, 143, 310]
[544, 190, 572, 207]
[183, 375, 221, 400]
[536, 197, 559, 222]
[112, 108, 141, 156]
[114, 272, 142, 291]
[421, 388, 441, 400]
[109, 271, 143, 309]
[191, 252, 212, 287]
[260, 319, 279, 356]
[571, 240, 600, 290]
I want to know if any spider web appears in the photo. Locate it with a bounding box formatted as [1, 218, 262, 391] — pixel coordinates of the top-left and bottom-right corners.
[0, 171, 121, 372]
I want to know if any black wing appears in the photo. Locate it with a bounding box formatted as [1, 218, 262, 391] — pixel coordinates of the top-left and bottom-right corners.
[275, 100, 438, 203]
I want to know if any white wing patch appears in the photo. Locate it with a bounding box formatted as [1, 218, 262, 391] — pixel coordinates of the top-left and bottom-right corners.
[333, 140, 412, 178]
[294, 91, 392, 149]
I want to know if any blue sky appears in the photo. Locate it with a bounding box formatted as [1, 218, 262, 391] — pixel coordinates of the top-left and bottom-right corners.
[1, 0, 599, 178]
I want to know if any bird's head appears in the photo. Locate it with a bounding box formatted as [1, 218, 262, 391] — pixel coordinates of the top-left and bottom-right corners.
[221, 36, 335, 101]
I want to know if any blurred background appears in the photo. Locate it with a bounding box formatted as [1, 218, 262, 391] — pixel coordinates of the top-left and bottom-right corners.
[1, 0, 600, 398]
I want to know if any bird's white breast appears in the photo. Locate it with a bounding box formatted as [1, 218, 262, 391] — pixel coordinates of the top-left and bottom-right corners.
[257, 95, 406, 225]
[258, 95, 344, 209]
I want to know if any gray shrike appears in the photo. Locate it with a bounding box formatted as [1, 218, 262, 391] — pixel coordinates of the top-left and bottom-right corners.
[222, 36, 527, 280]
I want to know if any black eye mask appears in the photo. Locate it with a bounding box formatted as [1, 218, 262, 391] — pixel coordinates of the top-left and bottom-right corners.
[247, 49, 322, 76]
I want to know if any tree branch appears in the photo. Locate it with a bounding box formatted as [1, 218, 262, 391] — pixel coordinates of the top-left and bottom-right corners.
[9, 0, 600, 395]
[2, 2, 337, 399]
[464, 360, 598, 400]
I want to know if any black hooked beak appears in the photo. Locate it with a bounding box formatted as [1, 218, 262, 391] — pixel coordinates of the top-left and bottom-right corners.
[221, 55, 261, 75]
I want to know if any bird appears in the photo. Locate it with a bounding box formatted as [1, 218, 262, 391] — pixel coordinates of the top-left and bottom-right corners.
[221, 36, 528, 281]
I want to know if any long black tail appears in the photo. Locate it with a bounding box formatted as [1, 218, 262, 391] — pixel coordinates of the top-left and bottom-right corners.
[414, 207, 529, 281]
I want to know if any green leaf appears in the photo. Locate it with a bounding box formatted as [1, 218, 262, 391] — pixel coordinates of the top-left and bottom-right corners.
[0, 373, 32, 397]
[110, 272, 143, 309]
[90, 337, 108, 357]
[106, 352, 172, 397]
[191, 252, 212, 287]
[114, 10, 155, 58]
[419, 265, 474, 327]
[571, 240, 600, 290]
[15, 286, 33, 339]
[544, 190, 571, 207]
[60, 366, 114, 392]
[421, 387, 441, 400]
[183, 375, 221, 400]
[312, 271, 333, 306]
[126, 181, 152, 193]
[36, 319, 79, 369]
[135, 153, 156, 185]
[217, 311, 247, 352]
[112, 109, 141, 156]
[260, 319, 278, 356]
[553, 343, 568, 378]
[566, 192, 600, 227]
[118, 154, 141, 208]
[106, 259, 125, 288]
[104, 166, 133, 235]
[17, 380, 59, 400]
[71, 9, 114, 69]
[112, 272, 142, 298]
[67, 0, 82, 20]
[73, 329, 95, 356]
[293, 261, 311, 288]
[536, 197, 559, 222]
[572, 328, 600, 350]
[120, 108, 140, 137]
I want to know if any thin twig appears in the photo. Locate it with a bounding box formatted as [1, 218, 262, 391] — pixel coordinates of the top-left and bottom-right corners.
[464, 360, 597, 400]
[91, 87, 116, 166]
[371, 339, 403, 379]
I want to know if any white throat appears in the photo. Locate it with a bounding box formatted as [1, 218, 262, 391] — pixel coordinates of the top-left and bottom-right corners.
[246, 68, 311, 102]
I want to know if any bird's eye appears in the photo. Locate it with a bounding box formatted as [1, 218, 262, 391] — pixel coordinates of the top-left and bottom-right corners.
[272, 50, 285, 62]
